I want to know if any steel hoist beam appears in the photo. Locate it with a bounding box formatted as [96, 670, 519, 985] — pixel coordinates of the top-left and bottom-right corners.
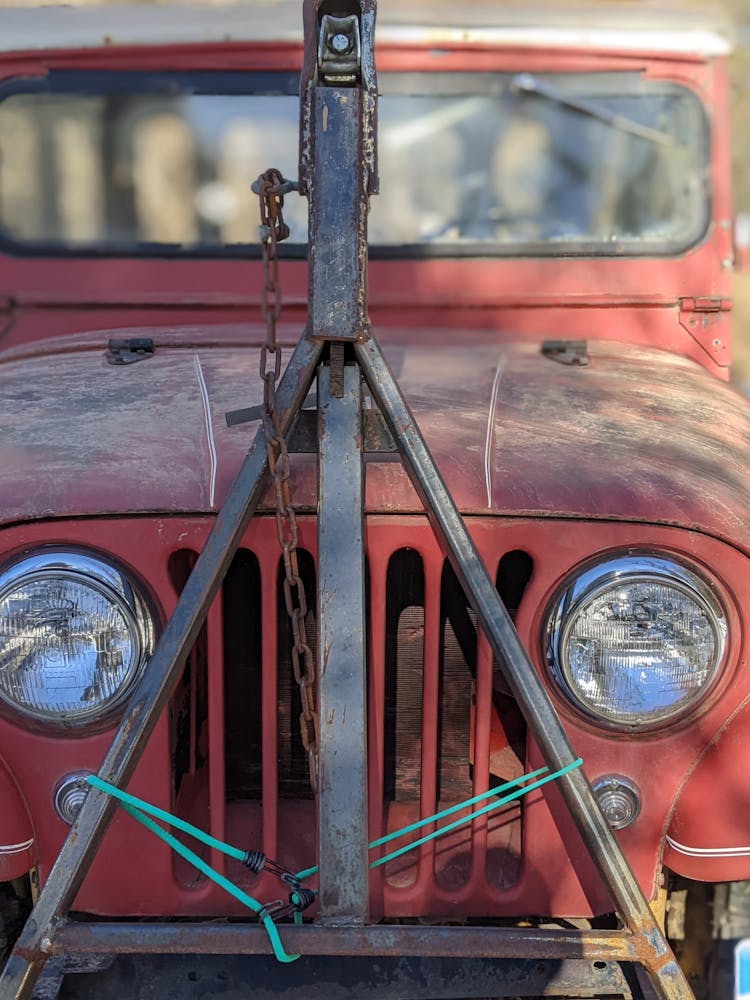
[0, 2, 693, 998]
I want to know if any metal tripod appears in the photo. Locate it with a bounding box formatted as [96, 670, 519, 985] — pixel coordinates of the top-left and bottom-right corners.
[0, 2, 694, 997]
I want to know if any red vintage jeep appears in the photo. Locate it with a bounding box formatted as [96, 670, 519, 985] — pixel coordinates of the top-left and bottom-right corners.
[0, 3, 746, 998]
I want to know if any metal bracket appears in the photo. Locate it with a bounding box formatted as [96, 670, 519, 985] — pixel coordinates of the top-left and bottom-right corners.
[30, 952, 638, 998]
[225, 399, 396, 454]
[329, 342, 346, 397]
[541, 339, 589, 366]
[289, 408, 396, 454]
[317, 13, 361, 84]
[678, 296, 732, 368]
[28, 956, 112, 1000]
[225, 395, 317, 428]
[105, 338, 154, 366]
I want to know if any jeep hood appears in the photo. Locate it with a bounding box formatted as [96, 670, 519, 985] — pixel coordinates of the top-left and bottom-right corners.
[2, 332, 750, 550]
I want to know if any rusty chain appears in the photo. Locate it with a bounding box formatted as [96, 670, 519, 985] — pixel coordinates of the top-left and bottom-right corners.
[253, 168, 319, 793]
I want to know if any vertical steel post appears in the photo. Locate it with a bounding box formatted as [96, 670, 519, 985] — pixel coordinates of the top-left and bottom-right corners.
[308, 85, 367, 342]
[299, 0, 378, 348]
[301, 2, 375, 921]
[316, 364, 368, 921]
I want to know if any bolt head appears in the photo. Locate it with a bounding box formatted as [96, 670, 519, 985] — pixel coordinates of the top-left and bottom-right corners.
[329, 32, 351, 54]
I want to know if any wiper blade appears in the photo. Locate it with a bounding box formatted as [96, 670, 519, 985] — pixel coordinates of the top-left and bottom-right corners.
[511, 73, 674, 146]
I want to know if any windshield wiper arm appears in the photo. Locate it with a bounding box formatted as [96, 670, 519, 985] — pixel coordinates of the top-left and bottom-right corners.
[511, 73, 674, 146]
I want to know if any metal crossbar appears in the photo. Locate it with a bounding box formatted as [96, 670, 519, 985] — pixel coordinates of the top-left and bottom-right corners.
[0, 2, 693, 998]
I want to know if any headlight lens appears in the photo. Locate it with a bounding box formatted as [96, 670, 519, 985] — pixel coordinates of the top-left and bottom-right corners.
[544, 553, 727, 729]
[0, 551, 154, 726]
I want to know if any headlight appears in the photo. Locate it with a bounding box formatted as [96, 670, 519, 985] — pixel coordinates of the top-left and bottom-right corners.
[0, 551, 154, 726]
[544, 553, 727, 729]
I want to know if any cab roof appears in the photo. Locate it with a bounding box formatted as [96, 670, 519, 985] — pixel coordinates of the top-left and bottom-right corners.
[0, 1, 732, 57]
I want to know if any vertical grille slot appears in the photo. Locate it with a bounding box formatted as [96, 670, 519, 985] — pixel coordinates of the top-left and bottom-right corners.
[276, 549, 317, 799]
[223, 549, 263, 800]
[434, 561, 476, 891]
[384, 549, 424, 803]
[482, 550, 534, 890]
[489, 550, 532, 765]
[167, 547, 212, 886]
[167, 549, 206, 800]
[497, 549, 533, 623]
[169, 547, 265, 883]
[383, 548, 424, 888]
[487, 549, 531, 793]
[438, 562, 475, 803]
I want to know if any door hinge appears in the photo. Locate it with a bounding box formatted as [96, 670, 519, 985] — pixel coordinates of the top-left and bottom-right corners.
[679, 296, 732, 313]
[678, 297, 733, 367]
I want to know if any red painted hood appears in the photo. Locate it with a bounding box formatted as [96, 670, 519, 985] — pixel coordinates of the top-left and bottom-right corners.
[2, 329, 750, 550]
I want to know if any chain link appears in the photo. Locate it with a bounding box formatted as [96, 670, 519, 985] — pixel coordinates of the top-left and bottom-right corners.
[254, 169, 319, 793]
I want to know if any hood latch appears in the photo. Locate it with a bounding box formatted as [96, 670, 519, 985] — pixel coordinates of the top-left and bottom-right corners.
[106, 338, 155, 366]
[541, 339, 589, 366]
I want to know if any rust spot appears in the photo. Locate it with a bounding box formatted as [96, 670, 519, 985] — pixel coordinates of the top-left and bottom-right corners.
[14, 943, 42, 963]
[121, 702, 144, 739]
[320, 587, 336, 614]
[321, 640, 332, 677]
[321, 887, 340, 909]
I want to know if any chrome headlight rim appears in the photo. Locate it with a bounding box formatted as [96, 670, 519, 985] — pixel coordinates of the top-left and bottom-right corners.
[0, 548, 155, 729]
[544, 550, 729, 732]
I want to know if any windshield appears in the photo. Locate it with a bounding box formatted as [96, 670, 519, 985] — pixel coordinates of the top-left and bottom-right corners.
[0, 70, 709, 257]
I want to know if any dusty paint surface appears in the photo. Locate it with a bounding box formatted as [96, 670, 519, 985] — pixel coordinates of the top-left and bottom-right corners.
[2, 328, 750, 550]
